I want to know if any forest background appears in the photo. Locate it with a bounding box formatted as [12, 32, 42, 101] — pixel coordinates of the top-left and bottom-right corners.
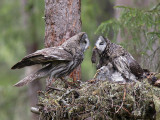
[0, 0, 160, 120]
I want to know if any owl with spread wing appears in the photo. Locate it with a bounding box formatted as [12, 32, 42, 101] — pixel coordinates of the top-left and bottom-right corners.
[91, 36, 143, 82]
[12, 32, 90, 87]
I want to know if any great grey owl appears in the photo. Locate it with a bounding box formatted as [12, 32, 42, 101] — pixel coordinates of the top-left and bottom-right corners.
[12, 32, 90, 87]
[91, 36, 143, 82]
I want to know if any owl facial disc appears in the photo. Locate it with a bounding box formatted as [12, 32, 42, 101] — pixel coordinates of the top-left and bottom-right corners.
[95, 36, 106, 53]
[80, 33, 90, 51]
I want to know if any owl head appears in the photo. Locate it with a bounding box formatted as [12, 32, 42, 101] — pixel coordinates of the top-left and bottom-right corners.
[80, 33, 90, 51]
[62, 32, 90, 53]
[95, 36, 108, 54]
[91, 36, 110, 64]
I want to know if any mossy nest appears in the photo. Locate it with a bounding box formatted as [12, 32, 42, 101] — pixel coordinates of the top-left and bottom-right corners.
[37, 78, 160, 120]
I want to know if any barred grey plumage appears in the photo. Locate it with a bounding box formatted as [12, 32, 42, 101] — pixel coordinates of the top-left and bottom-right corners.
[94, 63, 129, 83]
[91, 36, 143, 82]
[12, 32, 90, 87]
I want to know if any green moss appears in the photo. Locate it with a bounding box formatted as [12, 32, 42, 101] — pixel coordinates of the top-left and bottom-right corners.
[37, 79, 160, 120]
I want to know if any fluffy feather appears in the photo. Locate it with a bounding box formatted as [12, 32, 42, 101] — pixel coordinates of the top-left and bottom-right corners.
[12, 32, 90, 87]
[92, 36, 143, 82]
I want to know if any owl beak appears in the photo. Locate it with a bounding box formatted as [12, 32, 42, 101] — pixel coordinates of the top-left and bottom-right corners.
[94, 46, 97, 49]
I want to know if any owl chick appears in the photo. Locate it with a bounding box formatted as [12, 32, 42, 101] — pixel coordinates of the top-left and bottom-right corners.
[12, 32, 90, 87]
[94, 62, 129, 83]
[91, 36, 143, 82]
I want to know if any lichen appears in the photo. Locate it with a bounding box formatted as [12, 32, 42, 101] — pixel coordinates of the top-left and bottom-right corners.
[37, 78, 160, 120]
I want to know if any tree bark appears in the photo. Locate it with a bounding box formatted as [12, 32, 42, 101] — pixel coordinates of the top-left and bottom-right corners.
[44, 0, 82, 86]
[21, 1, 42, 120]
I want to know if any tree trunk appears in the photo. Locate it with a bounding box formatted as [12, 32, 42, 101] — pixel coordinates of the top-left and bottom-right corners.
[21, 1, 42, 120]
[44, 0, 82, 86]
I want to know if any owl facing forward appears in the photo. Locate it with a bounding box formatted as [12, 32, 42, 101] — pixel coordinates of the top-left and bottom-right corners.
[91, 36, 143, 82]
[12, 32, 90, 87]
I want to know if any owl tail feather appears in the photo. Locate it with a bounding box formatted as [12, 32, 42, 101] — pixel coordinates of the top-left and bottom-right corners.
[14, 64, 52, 87]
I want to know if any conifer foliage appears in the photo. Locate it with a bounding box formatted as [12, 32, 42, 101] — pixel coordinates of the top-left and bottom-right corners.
[96, 3, 160, 71]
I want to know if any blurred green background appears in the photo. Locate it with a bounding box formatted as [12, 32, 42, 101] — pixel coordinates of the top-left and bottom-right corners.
[0, 0, 160, 120]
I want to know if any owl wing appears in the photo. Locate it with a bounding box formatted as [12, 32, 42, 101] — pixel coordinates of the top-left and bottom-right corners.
[11, 47, 73, 69]
[127, 54, 144, 78]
